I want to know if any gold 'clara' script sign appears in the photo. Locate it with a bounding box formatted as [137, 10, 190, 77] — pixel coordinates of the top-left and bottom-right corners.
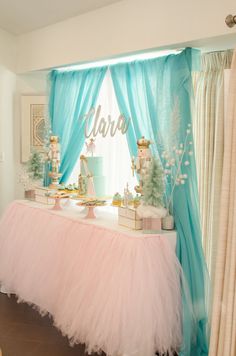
[83, 105, 130, 138]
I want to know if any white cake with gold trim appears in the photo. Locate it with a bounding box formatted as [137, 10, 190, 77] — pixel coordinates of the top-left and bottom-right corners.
[80, 156, 106, 197]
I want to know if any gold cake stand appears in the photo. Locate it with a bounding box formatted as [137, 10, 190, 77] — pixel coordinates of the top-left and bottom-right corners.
[76, 200, 107, 219]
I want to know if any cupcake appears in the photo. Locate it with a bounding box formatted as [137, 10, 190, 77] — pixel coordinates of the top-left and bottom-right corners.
[58, 183, 65, 191]
[65, 183, 78, 193]
[65, 184, 74, 192]
[112, 192, 122, 207]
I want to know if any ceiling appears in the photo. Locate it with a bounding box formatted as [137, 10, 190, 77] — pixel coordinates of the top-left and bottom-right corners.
[0, 0, 122, 35]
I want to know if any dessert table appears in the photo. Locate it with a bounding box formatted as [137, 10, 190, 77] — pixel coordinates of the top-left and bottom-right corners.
[0, 200, 182, 356]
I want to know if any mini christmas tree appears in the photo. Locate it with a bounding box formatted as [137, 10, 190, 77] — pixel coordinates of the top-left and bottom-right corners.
[143, 158, 164, 207]
[27, 151, 44, 181]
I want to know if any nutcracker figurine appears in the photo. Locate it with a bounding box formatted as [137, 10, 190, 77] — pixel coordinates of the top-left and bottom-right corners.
[131, 136, 152, 194]
[48, 135, 62, 187]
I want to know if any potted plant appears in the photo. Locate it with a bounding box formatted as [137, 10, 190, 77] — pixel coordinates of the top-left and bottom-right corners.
[19, 150, 44, 200]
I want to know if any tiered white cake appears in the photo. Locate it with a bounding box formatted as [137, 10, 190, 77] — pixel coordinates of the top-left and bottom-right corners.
[80, 156, 106, 197]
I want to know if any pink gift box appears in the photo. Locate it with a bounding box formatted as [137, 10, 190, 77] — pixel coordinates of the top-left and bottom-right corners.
[142, 217, 162, 234]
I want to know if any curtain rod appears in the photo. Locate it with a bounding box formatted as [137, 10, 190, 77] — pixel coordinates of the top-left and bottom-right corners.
[225, 14, 236, 27]
[56, 49, 181, 72]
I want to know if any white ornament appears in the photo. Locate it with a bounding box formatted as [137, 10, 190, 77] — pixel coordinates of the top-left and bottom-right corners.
[181, 180, 185, 184]
[186, 129, 191, 134]
[189, 151, 193, 155]
[86, 138, 96, 156]
[184, 161, 190, 166]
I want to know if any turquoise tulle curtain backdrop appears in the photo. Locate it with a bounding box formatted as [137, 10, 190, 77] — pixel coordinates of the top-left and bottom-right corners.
[110, 48, 209, 356]
[48, 67, 107, 182]
[48, 48, 209, 355]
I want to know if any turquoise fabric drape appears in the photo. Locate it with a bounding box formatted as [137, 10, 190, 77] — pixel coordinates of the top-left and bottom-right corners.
[110, 48, 209, 356]
[48, 67, 107, 182]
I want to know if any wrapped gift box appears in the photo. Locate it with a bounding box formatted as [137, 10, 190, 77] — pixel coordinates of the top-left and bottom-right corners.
[142, 217, 162, 234]
[118, 207, 142, 230]
[34, 186, 57, 205]
[35, 195, 56, 205]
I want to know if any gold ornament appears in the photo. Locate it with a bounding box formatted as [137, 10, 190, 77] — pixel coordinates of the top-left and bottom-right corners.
[80, 155, 88, 162]
[50, 136, 59, 144]
[137, 136, 152, 149]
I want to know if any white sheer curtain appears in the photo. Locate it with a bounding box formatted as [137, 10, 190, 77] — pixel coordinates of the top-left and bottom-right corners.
[69, 70, 137, 196]
[193, 50, 233, 284]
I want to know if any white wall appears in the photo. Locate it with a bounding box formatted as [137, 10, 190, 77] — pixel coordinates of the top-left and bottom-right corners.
[0, 66, 16, 214]
[0, 28, 16, 71]
[14, 71, 48, 200]
[0, 29, 47, 214]
[0, 29, 16, 215]
[17, 0, 236, 72]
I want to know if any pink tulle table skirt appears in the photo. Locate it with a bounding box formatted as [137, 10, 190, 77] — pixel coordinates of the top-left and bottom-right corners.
[0, 201, 182, 356]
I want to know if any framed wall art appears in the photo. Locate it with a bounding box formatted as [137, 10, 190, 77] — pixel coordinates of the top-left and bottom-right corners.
[21, 95, 47, 162]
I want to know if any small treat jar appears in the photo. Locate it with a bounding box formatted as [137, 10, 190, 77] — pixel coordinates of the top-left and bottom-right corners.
[133, 194, 141, 208]
[127, 192, 134, 206]
[162, 214, 175, 230]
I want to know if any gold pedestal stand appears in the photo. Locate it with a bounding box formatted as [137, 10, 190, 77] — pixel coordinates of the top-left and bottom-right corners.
[49, 172, 62, 189]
